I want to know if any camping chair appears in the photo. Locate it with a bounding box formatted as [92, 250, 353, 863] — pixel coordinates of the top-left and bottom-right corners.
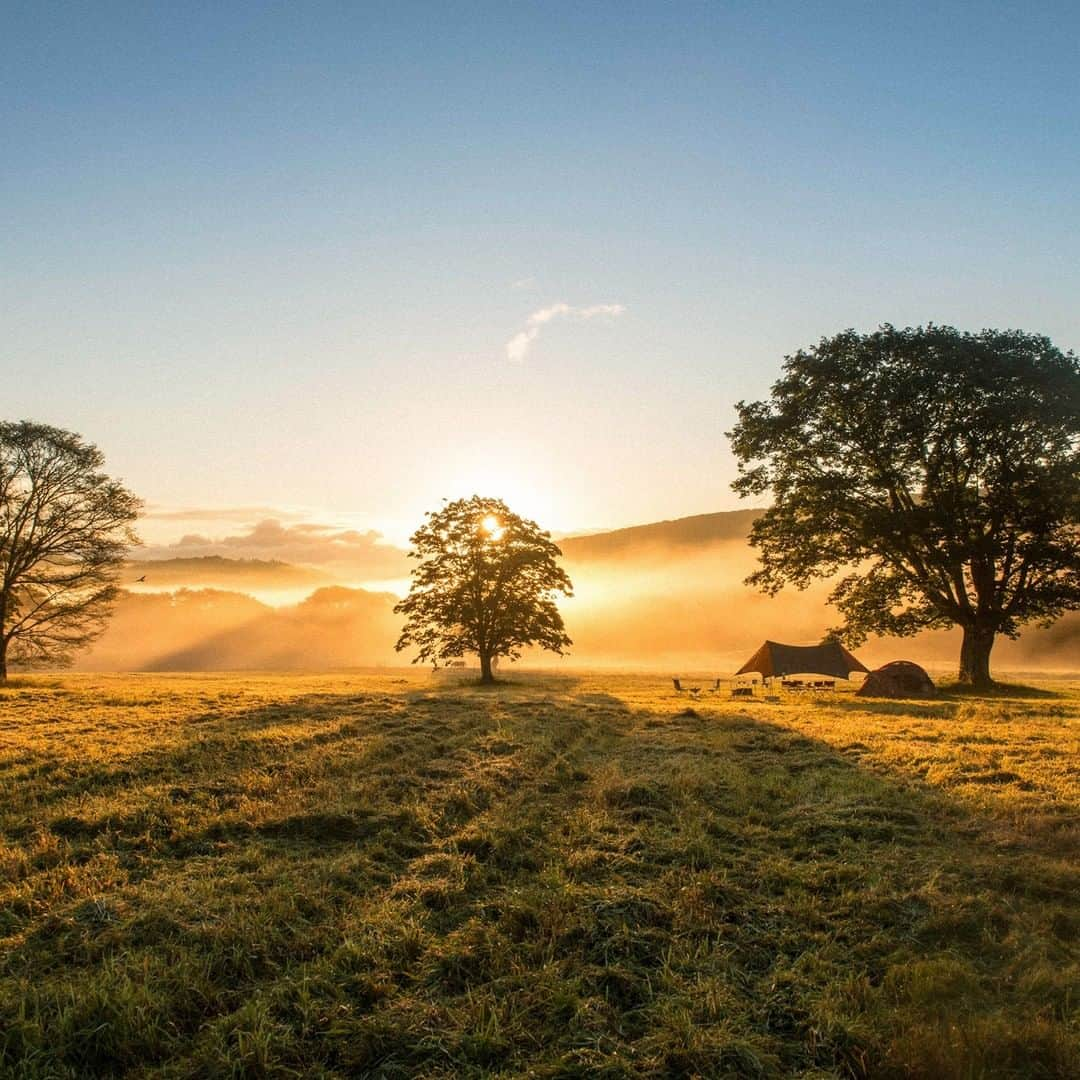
[672, 679, 701, 696]
[705, 679, 722, 693]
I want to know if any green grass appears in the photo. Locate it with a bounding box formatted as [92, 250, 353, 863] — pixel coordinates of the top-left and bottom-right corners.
[0, 671, 1077, 1078]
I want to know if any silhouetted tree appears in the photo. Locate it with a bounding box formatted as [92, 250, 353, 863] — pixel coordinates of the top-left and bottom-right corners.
[0, 422, 141, 681]
[729, 325, 1080, 689]
[395, 496, 573, 682]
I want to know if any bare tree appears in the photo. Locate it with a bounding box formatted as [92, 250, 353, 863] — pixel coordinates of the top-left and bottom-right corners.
[0, 422, 141, 681]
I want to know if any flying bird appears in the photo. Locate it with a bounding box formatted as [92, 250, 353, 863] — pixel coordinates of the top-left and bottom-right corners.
[135, 575, 146, 583]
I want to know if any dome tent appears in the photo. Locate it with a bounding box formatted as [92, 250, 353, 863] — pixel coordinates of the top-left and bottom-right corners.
[856, 661, 936, 698]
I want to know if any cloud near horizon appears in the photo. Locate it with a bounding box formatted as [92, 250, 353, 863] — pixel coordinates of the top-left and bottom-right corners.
[141, 504, 308, 523]
[139, 518, 410, 580]
[506, 302, 626, 362]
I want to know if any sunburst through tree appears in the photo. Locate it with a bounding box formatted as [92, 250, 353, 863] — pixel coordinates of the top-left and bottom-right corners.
[394, 496, 573, 682]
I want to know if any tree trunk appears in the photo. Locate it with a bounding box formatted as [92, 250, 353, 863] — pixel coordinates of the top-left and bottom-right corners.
[0, 642, 7, 685]
[958, 624, 996, 689]
[479, 651, 495, 684]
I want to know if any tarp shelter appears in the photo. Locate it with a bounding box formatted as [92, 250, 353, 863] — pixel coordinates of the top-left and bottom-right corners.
[735, 640, 869, 681]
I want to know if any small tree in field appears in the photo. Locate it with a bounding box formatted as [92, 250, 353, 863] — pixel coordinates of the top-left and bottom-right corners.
[728, 325, 1080, 690]
[0, 422, 141, 681]
[395, 496, 573, 682]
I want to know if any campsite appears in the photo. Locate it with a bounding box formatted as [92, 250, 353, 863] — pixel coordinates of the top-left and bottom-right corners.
[6, 5, 1080, 1078]
[2, 670, 1077, 1077]
[1, 391, 1077, 1080]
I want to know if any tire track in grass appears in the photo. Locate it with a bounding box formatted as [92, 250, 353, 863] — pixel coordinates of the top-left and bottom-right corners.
[171, 690, 629, 1078]
[1, 685, 551, 1076]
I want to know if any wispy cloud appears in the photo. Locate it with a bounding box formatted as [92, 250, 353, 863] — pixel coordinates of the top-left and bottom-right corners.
[506, 302, 626, 362]
[141, 504, 307, 523]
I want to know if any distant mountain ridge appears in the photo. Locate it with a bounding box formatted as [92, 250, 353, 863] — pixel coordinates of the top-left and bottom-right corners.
[558, 508, 761, 560]
[127, 510, 764, 582]
[124, 555, 333, 588]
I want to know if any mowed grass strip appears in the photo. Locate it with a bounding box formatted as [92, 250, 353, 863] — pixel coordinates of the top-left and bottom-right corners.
[0, 672, 1077, 1078]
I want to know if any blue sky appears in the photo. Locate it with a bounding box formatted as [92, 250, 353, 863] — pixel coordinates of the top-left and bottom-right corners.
[4, 2, 1078, 543]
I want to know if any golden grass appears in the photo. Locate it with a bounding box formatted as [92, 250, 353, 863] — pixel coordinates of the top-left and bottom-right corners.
[0, 671, 1077, 1077]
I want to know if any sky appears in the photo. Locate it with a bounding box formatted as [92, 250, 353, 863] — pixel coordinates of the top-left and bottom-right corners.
[4, 1, 1079, 549]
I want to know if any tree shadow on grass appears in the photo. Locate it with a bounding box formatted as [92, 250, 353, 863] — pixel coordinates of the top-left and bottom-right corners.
[405, 671, 584, 699]
[0, 693, 401, 819]
[3, 680, 593, 823]
[819, 696, 959, 720]
[818, 681, 1069, 718]
[0, 676, 71, 692]
[16, 684, 610, 853]
[937, 681, 1067, 701]
[2, 681, 1077, 1078]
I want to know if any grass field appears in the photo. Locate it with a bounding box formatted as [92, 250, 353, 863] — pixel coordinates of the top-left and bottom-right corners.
[1, 671, 1077, 1078]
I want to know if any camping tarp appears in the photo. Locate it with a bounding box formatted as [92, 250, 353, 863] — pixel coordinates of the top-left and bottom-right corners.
[735, 640, 869, 680]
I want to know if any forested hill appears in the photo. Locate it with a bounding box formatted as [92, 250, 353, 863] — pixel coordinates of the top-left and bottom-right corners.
[123, 556, 333, 589]
[557, 508, 761, 560]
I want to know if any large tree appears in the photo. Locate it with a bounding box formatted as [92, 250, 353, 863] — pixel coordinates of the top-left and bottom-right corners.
[395, 496, 573, 682]
[728, 325, 1080, 689]
[0, 422, 141, 681]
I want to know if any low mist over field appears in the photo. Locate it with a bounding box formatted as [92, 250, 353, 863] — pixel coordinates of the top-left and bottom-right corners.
[79, 511, 1079, 673]
[79, 586, 402, 671]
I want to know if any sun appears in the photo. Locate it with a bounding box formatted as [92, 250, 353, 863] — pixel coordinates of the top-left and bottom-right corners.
[434, 452, 562, 534]
[480, 514, 504, 540]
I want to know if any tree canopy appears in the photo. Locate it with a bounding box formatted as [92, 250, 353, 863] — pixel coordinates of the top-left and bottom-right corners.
[0, 422, 141, 680]
[728, 325, 1080, 688]
[394, 496, 573, 682]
